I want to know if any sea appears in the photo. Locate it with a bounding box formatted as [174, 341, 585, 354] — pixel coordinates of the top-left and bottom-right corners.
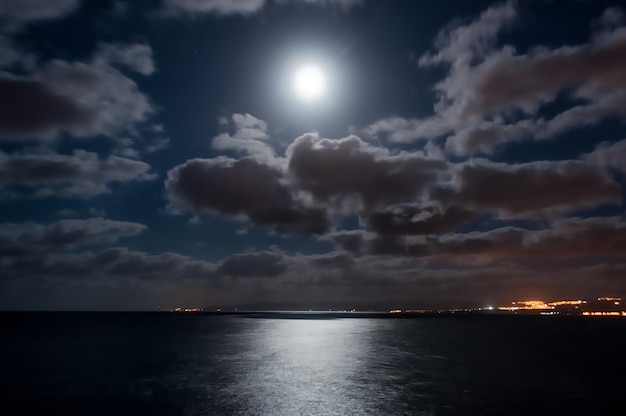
[1, 312, 625, 416]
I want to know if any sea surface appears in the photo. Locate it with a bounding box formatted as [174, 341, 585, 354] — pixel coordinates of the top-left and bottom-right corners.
[1, 312, 625, 415]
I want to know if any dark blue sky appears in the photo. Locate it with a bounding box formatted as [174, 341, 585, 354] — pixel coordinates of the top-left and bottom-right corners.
[1, 0, 625, 310]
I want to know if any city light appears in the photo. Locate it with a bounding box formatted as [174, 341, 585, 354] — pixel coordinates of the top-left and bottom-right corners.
[498, 300, 552, 311]
[387, 297, 626, 316]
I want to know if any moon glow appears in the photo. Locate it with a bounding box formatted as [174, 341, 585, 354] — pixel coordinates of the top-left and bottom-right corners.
[293, 65, 326, 101]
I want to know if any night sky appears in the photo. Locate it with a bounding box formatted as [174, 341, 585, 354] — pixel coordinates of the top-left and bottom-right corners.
[1, 0, 626, 310]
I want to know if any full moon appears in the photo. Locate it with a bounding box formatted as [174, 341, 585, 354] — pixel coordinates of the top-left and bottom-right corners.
[293, 65, 326, 101]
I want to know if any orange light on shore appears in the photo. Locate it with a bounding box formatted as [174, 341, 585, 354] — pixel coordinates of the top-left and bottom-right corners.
[582, 311, 626, 316]
[499, 300, 552, 311]
[548, 300, 586, 306]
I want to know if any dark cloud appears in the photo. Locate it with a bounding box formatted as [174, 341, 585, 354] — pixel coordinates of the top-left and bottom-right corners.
[3, 2, 625, 310]
[332, 217, 626, 264]
[1, 246, 217, 282]
[164, 0, 265, 15]
[0, 218, 146, 257]
[0, 44, 153, 141]
[431, 159, 621, 216]
[0, 0, 79, 23]
[164, 0, 361, 16]
[276, 0, 362, 9]
[0, 35, 31, 68]
[217, 250, 287, 277]
[596, 7, 625, 30]
[306, 251, 354, 269]
[172, 121, 622, 234]
[581, 262, 626, 281]
[0, 76, 94, 138]
[327, 230, 366, 254]
[366, 205, 477, 236]
[94, 43, 155, 76]
[287, 133, 446, 212]
[101, 248, 216, 280]
[0, 149, 155, 198]
[165, 156, 330, 233]
[584, 138, 626, 172]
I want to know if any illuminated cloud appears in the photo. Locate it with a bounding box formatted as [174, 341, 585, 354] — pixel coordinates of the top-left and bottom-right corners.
[212, 113, 273, 158]
[287, 133, 445, 212]
[366, 4, 626, 156]
[173, 126, 450, 231]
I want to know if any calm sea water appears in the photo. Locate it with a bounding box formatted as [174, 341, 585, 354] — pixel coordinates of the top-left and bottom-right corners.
[1, 313, 625, 415]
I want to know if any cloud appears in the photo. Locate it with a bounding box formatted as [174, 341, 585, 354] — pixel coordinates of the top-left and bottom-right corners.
[584, 138, 626, 172]
[287, 133, 446, 212]
[596, 7, 625, 30]
[0, 35, 32, 68]
[444, 89, 626, 155]
[55, 208, 79, 217]
[366, 4, 626, 156]
[431, 159, 621, 217]
[88, 207, 107, 217]
[212, 113, 273, 158]
[94, 43, 155, 76]
[0, 218, 146, 257]
[363, 116, 450, 144]
[217, 250, 287, 277]
[165, 156, 330, 233]
[453, 27, 626, 119]
[0, 43, 154, 141]
[0, 0, 79, 23]
[1, 247, 217, 282]
[172, 114, 624, 234]
[164, 0, 361, 16]
[0, 149, 155, 198]
[306, 251, 354, 270]
[366, 205, 477, 236]
[146, 136, 171, 153]
[363, 2, 519, 146]
[101, 248, 217, 280]
[331, 217, 626, 264]
[164, 0, 265, 15]
[176, 128, 449, 233]
[276, 0, 362, 9]
[443, 119, 538, 155]
[419, 1, 517, 67]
